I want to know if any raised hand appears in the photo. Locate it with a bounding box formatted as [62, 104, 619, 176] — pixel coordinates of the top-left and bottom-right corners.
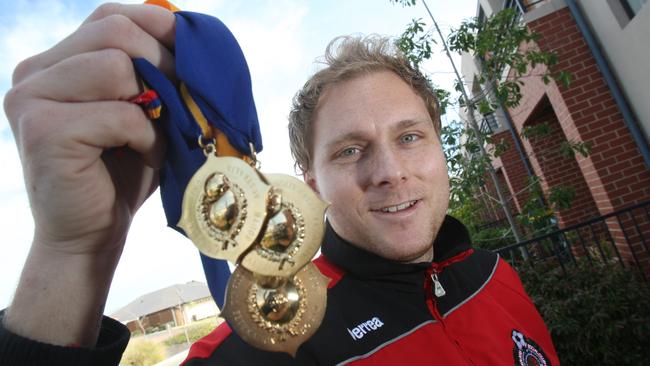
[2, 3, 176, 346]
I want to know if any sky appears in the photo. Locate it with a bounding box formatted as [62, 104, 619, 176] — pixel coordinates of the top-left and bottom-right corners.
[0, 0, 477, 314]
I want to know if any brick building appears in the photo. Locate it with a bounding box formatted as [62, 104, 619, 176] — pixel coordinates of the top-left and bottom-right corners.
[460, 0, 650, 271]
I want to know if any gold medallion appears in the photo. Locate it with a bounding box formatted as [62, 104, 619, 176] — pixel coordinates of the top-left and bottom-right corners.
[241, 174, 329, 277]
[221, 263, 329, 356]
[178, 152, 270, 263]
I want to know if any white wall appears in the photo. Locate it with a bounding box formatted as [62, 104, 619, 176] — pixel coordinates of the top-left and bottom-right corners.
[183, 298, 219, 323]
[578, 0, 650, 142]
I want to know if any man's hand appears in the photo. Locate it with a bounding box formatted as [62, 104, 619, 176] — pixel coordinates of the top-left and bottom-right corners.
[3, 3, 176, 346]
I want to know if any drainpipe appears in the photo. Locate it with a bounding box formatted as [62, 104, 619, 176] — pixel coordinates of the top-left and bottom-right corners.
[565, 0, 650, 170]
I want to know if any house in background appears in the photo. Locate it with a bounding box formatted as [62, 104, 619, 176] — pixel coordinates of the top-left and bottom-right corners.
[460, 0, 650, 272]
[111, 281, 218, 333]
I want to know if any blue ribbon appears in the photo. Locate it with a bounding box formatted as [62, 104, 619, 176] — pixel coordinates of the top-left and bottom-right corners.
[132, 11, 263, 307]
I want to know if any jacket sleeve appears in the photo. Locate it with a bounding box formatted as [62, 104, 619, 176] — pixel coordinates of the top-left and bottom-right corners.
[0, 310, 130, 366]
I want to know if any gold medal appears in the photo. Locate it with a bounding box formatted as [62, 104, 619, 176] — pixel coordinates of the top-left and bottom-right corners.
[179, 140, 329, 356]
[241, 174, 328, 277]
[178, 147, 270, 263]
[221, 263, 329, 356]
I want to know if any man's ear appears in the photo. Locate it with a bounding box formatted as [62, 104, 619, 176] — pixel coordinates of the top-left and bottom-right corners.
[303, 170, 320, 195]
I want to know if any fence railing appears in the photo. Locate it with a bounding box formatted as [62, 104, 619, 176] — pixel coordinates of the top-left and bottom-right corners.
[496, 201, 650, 281]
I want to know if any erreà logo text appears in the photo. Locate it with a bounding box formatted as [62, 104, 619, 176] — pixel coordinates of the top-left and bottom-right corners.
[347, 317, 384, 340]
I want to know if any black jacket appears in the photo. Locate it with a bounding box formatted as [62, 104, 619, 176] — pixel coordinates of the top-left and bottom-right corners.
[0, 217, 559, 365]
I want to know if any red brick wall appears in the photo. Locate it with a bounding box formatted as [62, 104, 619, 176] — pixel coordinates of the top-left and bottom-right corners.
[492, 131, 531, 213]
[500, 7, 650, 270]
[508, 7, 650, 216]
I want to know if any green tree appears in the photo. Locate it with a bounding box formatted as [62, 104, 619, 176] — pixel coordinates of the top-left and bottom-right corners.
[390, 2, 585, 244]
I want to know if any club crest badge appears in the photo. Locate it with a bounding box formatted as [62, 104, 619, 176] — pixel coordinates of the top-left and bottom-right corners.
[511, 330, 551, 366]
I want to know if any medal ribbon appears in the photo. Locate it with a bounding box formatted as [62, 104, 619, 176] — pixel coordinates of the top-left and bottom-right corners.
[132, 0, 263, 307]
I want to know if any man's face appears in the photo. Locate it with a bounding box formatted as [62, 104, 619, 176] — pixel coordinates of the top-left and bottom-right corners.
[305, 70, 450, 262]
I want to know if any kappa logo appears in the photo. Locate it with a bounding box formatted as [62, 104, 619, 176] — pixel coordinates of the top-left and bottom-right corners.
[347, 317, 384, 340]
[511, 329, 551, 366]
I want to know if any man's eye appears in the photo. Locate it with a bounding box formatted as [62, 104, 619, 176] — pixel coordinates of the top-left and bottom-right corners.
[401, 133, 420, 143]
[339, 147, 360, 157]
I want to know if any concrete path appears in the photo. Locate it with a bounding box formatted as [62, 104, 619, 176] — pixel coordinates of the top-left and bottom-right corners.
[153, 349, 190, 366]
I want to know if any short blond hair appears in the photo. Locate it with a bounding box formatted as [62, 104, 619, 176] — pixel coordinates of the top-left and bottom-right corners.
[288, 35, 441, 173]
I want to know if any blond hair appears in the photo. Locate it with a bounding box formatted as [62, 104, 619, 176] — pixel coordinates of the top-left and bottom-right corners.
[288, 35, 441, 173]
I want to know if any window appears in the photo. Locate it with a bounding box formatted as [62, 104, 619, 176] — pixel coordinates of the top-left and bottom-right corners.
[478, 5, 486, 24]
[503, 0, 546, 13]
[621, 0, 648, 17]
[609, 0, 647, 27]
[504, 0, 526, 15]
[481, 112, 500, 134]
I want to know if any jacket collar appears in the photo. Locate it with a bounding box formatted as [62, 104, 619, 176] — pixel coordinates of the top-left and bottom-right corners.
[321, 215, 472, 278]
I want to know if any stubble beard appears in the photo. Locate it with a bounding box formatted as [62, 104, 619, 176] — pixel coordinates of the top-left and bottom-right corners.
[350, 216, 441, 264]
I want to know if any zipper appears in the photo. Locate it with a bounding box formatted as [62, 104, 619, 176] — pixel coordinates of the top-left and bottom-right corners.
[424, 277, 444, 324]
[431, 273, 446, 297]
[423, 248, 474, 319]
[423, 248, 477, 365]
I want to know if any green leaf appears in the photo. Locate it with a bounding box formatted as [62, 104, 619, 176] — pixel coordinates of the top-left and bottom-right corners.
[521, 123, 552, 139]
[478, 99, 493, 114]
[493, 138, 511, 157]
[556, 71, 573, 88]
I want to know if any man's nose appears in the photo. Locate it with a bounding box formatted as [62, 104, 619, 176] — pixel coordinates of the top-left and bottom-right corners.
[367, 145, 406, 187]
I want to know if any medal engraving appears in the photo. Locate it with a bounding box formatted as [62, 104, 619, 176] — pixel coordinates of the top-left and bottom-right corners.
[241, 174, 329, 277]
[221, 263, 329, 356]
[179, 154, 270, 262]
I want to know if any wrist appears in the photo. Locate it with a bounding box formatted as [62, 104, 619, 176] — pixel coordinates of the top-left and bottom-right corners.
[4, 240, 122, 347]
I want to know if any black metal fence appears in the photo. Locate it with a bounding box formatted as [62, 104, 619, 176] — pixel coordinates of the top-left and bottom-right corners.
[496, 201, 650, 281]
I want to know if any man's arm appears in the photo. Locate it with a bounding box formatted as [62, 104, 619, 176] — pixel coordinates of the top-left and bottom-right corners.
[0, 311, 130, 366]
[2, 3, 174, 348]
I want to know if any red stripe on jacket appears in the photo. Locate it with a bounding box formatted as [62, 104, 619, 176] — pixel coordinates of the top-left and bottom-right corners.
[181, 322, 232, 365]
[314, 254, 346, 288]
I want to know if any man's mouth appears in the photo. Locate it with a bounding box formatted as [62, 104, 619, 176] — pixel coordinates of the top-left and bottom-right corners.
[378, 200, 418, 213]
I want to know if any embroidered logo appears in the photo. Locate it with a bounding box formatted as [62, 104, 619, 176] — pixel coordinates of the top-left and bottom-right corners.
[511, 330, 551, 366]
[347, 317, 384, 340]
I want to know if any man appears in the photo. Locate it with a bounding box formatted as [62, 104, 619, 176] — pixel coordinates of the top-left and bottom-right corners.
[0, 3, 559, 365]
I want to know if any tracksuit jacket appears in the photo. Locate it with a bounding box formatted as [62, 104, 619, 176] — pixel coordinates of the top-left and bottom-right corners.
[0, 216, 560, 365]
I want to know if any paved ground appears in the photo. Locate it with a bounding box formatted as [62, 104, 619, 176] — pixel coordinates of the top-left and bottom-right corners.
[153, 349, 190, 366]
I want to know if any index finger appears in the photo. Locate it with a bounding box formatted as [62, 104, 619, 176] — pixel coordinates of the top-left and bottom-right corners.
[13, 3, 176, 85]
[83, 3, 176, 50]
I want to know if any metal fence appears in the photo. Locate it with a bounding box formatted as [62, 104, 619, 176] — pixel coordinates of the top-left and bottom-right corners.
[496, 201, 650, 281]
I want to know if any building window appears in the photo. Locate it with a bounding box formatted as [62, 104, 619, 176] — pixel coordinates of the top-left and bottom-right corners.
[503, 0, 546, 14]
[477, 5, 486, 24]
[504, 0, 526, 15]
[481, 112, 500, 134]
[609, 0, 647, 27]
[621, 0, 648, 17]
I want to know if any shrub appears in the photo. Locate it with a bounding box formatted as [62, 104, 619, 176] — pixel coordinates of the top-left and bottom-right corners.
[471, 226, 515, 251]
[518, 261, 650, 365]
[120, 339, 166, 366]
[164, 317, 221, 347]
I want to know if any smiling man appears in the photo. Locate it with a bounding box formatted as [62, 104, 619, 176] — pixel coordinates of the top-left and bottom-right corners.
[0, 4, 559, 365]
[304, 68, 449, 263]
